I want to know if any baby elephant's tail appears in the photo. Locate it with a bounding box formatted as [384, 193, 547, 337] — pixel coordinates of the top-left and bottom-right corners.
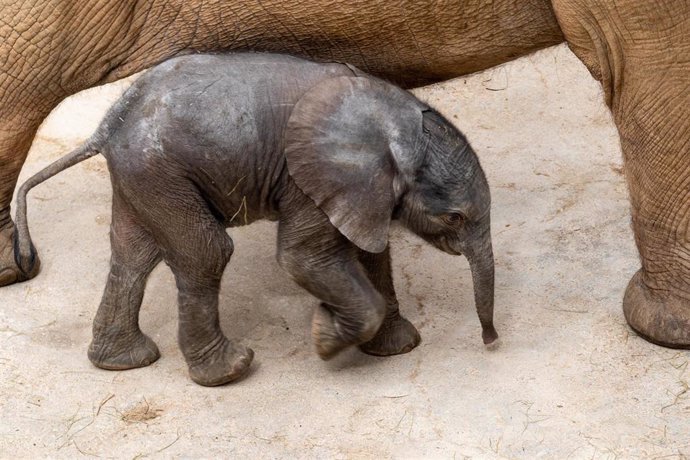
[14, 141, 100, 277]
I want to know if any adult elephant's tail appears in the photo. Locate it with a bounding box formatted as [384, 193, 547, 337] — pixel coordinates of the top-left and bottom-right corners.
[14, 141, 100, 277]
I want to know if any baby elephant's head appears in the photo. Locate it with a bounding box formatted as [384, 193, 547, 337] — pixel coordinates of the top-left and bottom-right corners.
[285, 76, 497, 345]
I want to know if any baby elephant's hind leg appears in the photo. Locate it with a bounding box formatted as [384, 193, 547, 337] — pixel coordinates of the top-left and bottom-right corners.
[88, 193, 161, 370]
[148, 187, 253, 386]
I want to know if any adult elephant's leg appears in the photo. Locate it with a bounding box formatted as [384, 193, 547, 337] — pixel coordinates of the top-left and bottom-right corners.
[620, 81, 690, 348]
[0, 118, 44, 286]
[357, 247, 422, 356]
[0, 1, 84, 286]
[553, 2, 690, 347]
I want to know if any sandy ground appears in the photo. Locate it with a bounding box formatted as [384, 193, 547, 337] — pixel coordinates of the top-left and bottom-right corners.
[1, 44, 689, 458]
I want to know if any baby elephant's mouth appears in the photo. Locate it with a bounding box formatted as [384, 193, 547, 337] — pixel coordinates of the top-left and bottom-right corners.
[438, 235, 463, 256]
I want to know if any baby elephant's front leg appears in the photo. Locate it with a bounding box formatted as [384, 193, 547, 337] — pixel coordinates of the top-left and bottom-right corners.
[277, 202, 386, 360]
[309, 273, 386, 360]
[356, 248, 421, 356]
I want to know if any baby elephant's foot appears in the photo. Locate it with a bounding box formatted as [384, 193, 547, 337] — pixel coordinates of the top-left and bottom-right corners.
[186, 337, 254, 386]
[312, 303, 384, 360]
[359, 313, 421, 356]
[312, 304, 350, 360]
[88, 329, 160, 370]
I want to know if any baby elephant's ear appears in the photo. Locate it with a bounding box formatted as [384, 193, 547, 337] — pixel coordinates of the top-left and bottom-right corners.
[285, 76, 423, 253]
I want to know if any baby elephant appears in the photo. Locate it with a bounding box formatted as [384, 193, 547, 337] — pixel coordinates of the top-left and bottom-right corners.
[16, 53, 497, 386]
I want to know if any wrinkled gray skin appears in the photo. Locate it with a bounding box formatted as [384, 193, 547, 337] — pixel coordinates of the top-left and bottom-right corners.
[16, 53, 496, 387]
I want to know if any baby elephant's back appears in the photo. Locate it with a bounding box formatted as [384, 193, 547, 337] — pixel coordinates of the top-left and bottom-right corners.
[109, 53, 356, 166]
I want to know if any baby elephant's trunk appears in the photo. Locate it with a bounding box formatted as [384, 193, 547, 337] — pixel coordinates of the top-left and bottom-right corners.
[14, 142, 99, 277]
[465, 227, 498, 345]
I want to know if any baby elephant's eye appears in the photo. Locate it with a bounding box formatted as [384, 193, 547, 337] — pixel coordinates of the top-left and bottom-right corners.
[441, 212, 465, 226]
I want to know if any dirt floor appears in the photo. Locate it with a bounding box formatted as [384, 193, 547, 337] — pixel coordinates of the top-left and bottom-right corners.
[2, 44, 689, 458]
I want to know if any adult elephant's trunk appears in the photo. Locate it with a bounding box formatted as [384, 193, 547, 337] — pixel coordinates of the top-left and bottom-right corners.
[465, 228, 498, 345]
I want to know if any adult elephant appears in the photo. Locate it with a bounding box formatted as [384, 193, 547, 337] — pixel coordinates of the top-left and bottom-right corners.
[1, 1, 688, 348]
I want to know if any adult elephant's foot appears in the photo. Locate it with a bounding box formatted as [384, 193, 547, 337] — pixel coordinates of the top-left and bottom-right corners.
[185, 336, 254, 386]
[624, 270, 690, 349]
[88, 329, 161, 370]
[359, 312, 421, 356]
[0, 216, 40, 286]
